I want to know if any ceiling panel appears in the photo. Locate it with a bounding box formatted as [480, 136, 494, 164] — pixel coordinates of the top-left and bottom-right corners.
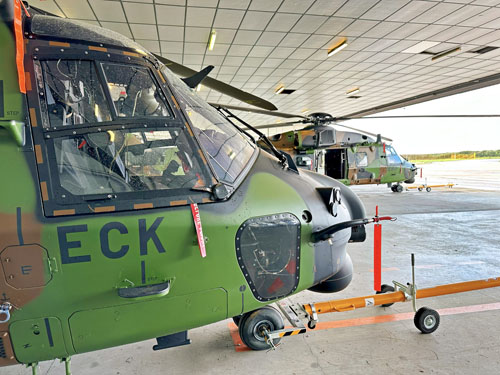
[123, 2, 155, 23]
[156, 5, 186, 26]
[89, 1, 126, 23]
[56, 0, 95, 20]
[30, 0, 500, 123]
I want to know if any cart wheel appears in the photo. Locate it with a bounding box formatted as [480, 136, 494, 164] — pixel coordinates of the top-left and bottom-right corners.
[426, 187, 432, 192]
[239, 307, 284, 350]
[391, 185, 396, 192]
[307, 320, 317, 329]
[376, 284, 395, 307]
[418, 187, 422, 192]
[414, 307, 440, 334]
[396, 185, 403, 193]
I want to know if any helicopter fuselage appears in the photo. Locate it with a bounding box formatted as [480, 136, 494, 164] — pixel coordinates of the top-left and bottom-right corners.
[0, 12, 366, 368]
[270, 128, 417, 188]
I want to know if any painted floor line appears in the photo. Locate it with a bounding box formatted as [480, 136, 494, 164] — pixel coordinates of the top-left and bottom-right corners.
[229, 302, 500, 352]
[369, 261, 485, 273]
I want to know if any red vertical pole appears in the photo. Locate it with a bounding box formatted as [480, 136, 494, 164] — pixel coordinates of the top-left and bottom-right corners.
[420, 168, 423, 179]
[374, 206, 381, 292]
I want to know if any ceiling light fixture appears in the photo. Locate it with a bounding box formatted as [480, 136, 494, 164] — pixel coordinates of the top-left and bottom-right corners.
[431, 46, 461, 61]
[208, 30, 217, 51]
[327, 37, 348, 57]
[301, 108, 310, 114]
[275, 85, 285, 94]
[345, 87, 360, 96]
[196, 84, 201, 92]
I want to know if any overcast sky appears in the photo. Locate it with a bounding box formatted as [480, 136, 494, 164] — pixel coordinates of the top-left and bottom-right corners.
[341, 84, 500, 155]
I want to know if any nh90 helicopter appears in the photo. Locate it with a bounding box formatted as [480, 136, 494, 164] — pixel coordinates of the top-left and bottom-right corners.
[218, 109, 418, 193]
[0, 1, 369, 371]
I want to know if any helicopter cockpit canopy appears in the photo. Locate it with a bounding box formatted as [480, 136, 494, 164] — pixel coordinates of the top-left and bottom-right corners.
[385, 145, 403, 165]
[160, 66, 256, 184]
[26, 13, 260, 216]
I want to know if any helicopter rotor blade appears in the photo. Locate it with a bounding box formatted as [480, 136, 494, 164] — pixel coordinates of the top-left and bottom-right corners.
[336, 114, 500, 120]
[252, 121, 307, 130]
[209, 103, 307, 119]
[154, 54, 277, 111]
[332, 123, 393, 142]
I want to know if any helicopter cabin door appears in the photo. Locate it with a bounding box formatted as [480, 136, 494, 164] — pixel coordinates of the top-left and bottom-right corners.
[346, 147, 376, 185]
[324, 149, 346, 180]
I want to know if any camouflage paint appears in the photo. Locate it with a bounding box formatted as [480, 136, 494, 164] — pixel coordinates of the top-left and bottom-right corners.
[0, 12, 364, 368]
[269, 128, 416, 188]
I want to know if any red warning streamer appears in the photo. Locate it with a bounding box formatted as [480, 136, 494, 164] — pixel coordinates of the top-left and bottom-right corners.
[14, 0, 26, 94]
[190, 203, 206, 258]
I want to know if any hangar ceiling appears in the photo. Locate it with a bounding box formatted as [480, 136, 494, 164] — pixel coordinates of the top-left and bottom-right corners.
[29, 0, 500, 128]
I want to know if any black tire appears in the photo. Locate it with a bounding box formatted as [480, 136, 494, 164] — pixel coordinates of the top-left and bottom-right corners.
[239, 307, 284, 350]
[418, 187, 422, 192]
[232, 315, 242, 327]
[376, 284, 395, 307]
[414, 307, 440, 334]
[396, 184, 403, 193]
[391, 185, 396, 192]
[237, 312, 253, 346]
[426, 187, 432, 192]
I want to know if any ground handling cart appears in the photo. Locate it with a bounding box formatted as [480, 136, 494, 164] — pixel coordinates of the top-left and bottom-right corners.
[232, 209, 500, 351]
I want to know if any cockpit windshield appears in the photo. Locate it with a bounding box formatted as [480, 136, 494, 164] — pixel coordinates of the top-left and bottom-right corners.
[39, 60, 171, 129]
[102, 63, 170, 118]
[52, 128, 207, 197]
[160, 66, 256, 184]
[41, 60, 112, 127]
[386, 145, 402, 165]
[34, 56, 214, 213]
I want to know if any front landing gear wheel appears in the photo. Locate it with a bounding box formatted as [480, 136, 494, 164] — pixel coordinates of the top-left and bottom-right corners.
[238, 307, 284, 350]
[414, 307, 440, 333]
[376, 284, 395, 307]
[232, 315, 242, 327]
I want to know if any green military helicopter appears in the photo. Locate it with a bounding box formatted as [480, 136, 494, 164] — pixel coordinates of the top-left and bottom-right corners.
[217, 109, 418, 193]
[0, 1, 373, 373]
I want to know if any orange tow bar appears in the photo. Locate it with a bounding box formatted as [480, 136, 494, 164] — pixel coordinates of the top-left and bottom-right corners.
[302, 254, 500, 333]
[304, 277, 500, 316]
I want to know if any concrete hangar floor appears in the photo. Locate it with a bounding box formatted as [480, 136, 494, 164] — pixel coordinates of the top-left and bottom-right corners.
[3, 159, 500, 375]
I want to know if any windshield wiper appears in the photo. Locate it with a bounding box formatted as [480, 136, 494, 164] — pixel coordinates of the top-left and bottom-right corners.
[211, 105, 288, 168]
[83, 193, 117, 202]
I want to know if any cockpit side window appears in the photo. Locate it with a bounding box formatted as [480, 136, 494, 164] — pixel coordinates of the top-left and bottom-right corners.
[386, 146, 402, 165]
[40, 60, 112, 128]
[355, 152, 368, 167]
[101, 63, 171, 118]
[160, 66, 256, 184]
